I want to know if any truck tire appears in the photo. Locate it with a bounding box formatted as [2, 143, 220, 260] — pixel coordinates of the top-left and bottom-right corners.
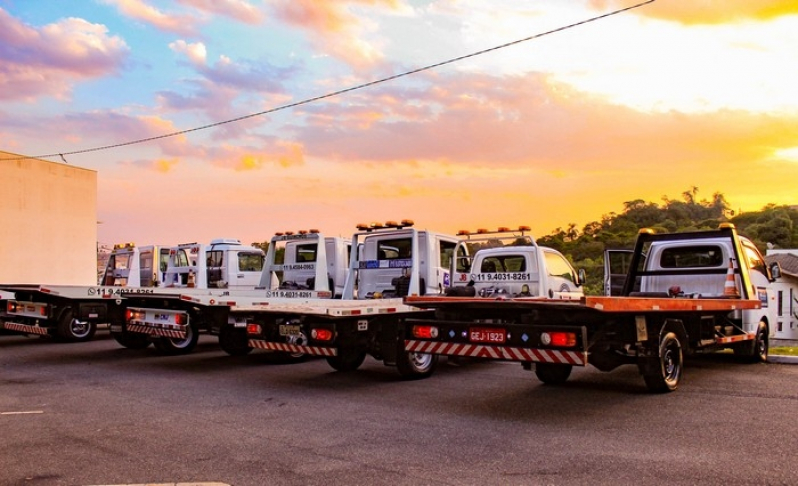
[642, 332, 683, 393]
[56, 312, 96, 343]
[733, 321, 768, 363]
[219, 327, 253, 356]
[326, 349, 367, 372]
[111, 330, 151, 349]
[152, 326, 199, 355]
[534, 363, 572, 385]
[396, 349, 438, 379]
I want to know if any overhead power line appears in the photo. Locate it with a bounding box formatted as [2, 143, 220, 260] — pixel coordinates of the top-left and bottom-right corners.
[2, 0, 654, 163]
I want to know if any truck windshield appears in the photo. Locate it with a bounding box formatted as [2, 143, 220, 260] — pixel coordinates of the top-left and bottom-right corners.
[660, 245, 723, 268]
[238, 252, 265, 272]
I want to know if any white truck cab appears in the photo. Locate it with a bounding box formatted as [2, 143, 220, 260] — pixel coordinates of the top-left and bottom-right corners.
[163, 239, 265, 289]
[343, 220, 459, 299]
[100, 243, 172, 287]
[448, 227, 585, 299]
[260, 230, 351, 298]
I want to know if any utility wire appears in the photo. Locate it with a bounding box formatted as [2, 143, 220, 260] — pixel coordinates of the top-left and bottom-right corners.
[2, 0, 654, 162]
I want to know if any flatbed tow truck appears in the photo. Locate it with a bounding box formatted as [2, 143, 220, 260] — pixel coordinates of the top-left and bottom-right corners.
[401, 224, 779, 392]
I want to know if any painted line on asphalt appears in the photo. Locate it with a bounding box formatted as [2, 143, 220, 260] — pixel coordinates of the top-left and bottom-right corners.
[1, 411, 44, 415]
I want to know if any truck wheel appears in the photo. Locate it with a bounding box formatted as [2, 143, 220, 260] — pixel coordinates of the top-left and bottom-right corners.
[111, 330, 151, 349]
[57, 313, 96, 342]
[534, 363, 572, 385]
[733, 321, 768, 363]
[152, 326, 199, 355]
[396, 350, 438, 379]
[326, 350, 366, 372]
[219, 327, 253, 356]
[642, 332, 682, 393]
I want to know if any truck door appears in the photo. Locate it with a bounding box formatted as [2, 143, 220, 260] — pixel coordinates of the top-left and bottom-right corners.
[207, 250, 224, 288]
[604, 249, 635, 296]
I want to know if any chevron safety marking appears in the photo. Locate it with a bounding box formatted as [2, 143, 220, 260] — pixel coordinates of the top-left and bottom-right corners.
[404, 340, 586, 366]
[1, 322, 49, 336]
[716, 333, 755, 344]
[248, 339, 337, 356]
[127, 324, 187, 339]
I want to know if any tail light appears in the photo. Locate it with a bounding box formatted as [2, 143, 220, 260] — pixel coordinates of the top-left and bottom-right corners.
[7, 301, 17, 312]
[247, 323, 262, 335]
[311, 328, 333, 341]
[175, 313, 187, 326]
[412, 325, 439, 339]
[540, 331, 577, 347]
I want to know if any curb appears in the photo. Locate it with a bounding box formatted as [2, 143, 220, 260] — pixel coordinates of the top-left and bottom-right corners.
[768, 355, 798, 364]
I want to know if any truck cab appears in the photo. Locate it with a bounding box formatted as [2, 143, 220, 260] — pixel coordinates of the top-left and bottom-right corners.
[605, 225, 779, 338]
[448, 227, 584, 299]
[343, 220, 459, 299]
[100, 243, 171, 287]
[163, 239, 265, 289]
[260, 230, 351, 298]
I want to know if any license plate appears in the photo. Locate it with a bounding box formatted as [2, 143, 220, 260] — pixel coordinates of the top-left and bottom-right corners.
[469, 327, 506, 343]
[279, 324, 301, 336]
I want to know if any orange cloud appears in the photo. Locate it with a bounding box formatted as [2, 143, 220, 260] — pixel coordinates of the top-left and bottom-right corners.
[103, 0, 200, 35]
[208, 141, 306, 171]
[271, 0, 409, 68]
[591, 0, 798, 24]
[177, 0, 265, 24]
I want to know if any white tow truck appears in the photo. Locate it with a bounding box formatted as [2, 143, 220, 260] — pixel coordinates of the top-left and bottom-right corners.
[0, 242, 171, 342]
[116, 232, 353, 355]
[403, 223, 779, 392]
[445, 227, 585, 299]
[112, 238, 267, 352]
[243, 220, 462, 377]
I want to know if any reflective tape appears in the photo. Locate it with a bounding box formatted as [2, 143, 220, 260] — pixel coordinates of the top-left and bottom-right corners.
[404, 340, 587, 366]
[127, 324, 186, 339]
[248, 339, 337, 356]
[1, 322, 49, 336]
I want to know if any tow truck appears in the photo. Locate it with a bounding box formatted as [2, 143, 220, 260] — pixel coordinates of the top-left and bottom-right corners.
[116, 232, 353, 355]
[402, 224, 778, 392]
[112, 238, 267, 353]
[0, 242, 171, 342]
[243, 220, 462, 377]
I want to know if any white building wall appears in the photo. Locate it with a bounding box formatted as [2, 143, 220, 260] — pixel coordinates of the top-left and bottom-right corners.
[0, 152, 97, 285]
[767, 249, 798, 340]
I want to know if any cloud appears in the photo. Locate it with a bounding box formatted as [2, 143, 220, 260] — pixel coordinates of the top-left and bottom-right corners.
[177, 0, 266, 24]
[270, 0, 411, 68]
[121, 158, 180, 172]
[0, 7, 128, 101]
[590, 0, 798, 25]
[206, 141, 306, 171]
[102, 0, 200, 36]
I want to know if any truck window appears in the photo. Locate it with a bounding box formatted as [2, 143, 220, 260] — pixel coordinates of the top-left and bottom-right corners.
[295, 244, 317, 263]
[378, 238, 411, 260]
[207, 250, 224, 268]
[480, 256, 526, 273]
[440, 241, 455, 268]
[545, 251, 575, 283]
[112, 253, 131, 270]
[238, 252, 265, 272]
[174, 249, 191, 267]
[159, 249, 170, 272]
[741, 241, 766, 275]
[659, 245, 723, 268]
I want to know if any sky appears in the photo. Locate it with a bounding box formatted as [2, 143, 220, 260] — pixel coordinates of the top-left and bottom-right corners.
[1, 0, 798, 248]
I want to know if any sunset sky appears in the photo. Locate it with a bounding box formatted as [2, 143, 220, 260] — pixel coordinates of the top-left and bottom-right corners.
[2, 0, 797, 248]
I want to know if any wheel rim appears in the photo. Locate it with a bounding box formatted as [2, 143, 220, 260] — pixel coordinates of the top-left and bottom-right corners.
[663, 343, 681, 385]
[70, 319, 91, 339]
[409, 352, 433, 371]
[170, 327, 194, 348]
[757, 331, 768, 358]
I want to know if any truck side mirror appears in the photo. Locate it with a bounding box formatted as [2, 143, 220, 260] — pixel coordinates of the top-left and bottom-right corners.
[770, 262, 782, 281]
[576, 269, 587, 287]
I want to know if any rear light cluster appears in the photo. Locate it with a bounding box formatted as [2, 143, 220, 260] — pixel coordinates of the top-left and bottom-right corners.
[412, 325, 439, 339]
[540, 331, 577, 347]
[311, 328, 333, 341]
[6, 301, 48, 316]
[174, 313, 187, 326]
[246, 323, 261, 335]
